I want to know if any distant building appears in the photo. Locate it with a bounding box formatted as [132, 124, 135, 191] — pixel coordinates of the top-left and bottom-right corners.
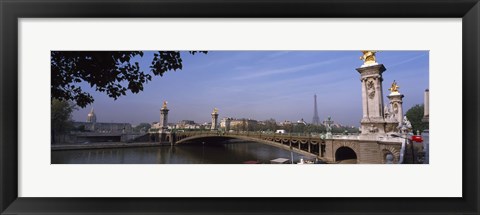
[73, 121, 132, 133]
[220, 118, 258, 131]
[167, 123, 177, 130]
[296, 118, 307, 126]
[86, 108, 97, 123]
[179, 120, 195, 125]
[72, 108, 132, 133]
[220, 117, 233, 130]
[176, 120, 201, 129]
[203, 122, 212, 129]
[279, 120, 292, 126]
[151, 122, 161, 129]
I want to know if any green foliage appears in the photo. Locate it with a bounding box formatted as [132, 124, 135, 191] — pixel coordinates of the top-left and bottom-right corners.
[264, 118, 278, 131]
[304, 124, 326, 133]
[73, 125, 86, 132]
[134, 123, 152, 132]
[51, 51, 207, 108]
[250, 119, 278, 132]
[282, 123, 293, 133]
[405, 104, 429, 133]
[331, 125, 359, 134]
[286, 123, 359, 134]
[51, 99, 77, 134]
[292, 123, 306, 133]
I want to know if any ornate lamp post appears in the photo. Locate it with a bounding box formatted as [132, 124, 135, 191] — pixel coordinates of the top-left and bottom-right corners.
[323, 116, 334, 139]
[320, 133, 326, 157]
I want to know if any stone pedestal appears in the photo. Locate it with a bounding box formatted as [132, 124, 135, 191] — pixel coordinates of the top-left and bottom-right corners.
[356, 64, 387, 135]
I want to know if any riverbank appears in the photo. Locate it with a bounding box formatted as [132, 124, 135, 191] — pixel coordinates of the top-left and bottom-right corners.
[51, 142, 171, 151]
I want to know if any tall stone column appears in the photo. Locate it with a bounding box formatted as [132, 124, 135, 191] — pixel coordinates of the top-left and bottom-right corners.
[385, 81, 404, 133]
[387, 92, 404, 125]
[160, 101, 169, 132]
[356, 52, 387, 135]
[423, 89, 429, 122]
[211, 108, 219, 130]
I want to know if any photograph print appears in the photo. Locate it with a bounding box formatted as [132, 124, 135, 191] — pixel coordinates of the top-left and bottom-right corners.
[51, 50, 429, 164]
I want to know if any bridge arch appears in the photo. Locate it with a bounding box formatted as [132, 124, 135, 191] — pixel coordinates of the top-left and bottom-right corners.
[335, 146, 357, 163]
[175, 134, 317, 158]
[332, 141, 360, 161]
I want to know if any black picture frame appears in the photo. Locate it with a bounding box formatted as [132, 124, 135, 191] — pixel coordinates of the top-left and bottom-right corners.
[1, 0, 479, 214]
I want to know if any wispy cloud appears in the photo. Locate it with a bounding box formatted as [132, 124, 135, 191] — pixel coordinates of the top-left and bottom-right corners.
[388, 53, 428, 68]
[258, 51, 292, 62]
[233, 58, 341, 80]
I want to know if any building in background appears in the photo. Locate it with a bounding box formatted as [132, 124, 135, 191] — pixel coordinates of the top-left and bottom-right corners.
[73, 108, 132, 133]
[86, 108, 96, 123]
[221, 118, 258, 131]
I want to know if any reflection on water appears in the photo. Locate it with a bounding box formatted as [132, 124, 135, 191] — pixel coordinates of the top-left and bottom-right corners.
[51, 140, 309, 164]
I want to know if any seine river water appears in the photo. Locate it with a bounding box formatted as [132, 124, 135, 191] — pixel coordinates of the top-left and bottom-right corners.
[51, 140, 313, 164]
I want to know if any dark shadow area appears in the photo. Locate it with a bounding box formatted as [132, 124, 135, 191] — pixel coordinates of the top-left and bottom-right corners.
[335, 146, 357, 162]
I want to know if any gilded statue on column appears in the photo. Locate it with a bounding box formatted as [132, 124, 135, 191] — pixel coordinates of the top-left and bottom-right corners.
[388, 80, 400, 93]
[360, 50, 378, 66]
[213, 108, 218, 114]
[162, 100, 168, 109]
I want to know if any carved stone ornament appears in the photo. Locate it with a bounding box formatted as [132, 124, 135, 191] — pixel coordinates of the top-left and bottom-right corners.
[369, 90, 375, 99]
[367, 80, 375, 89]
[368, 125, 378, 133]
[393, 103, 398, 113]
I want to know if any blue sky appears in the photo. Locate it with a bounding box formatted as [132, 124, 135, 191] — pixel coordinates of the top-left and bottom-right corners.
[71, 51, 429, 126]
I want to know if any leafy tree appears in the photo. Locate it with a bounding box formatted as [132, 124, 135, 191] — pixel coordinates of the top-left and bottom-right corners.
[251, 119, 278, 132]
[304, 124, 326, 134]
[51, 99, 77, 144]
[405, 104, 429, 134]
[73, 125, 86, 132]
[252, 123, 264, 132]
[282, 123, 293, 133]
[241, 119, 247, 131]
[264, 118, 278, 131]
[51, 51, 207, 108]
[134, 123, 152, 132]
[232, 124, 241, 132]
[331, 126, 344, 134]
[51, 99, 77, 133]
[292, 123, 306, 133]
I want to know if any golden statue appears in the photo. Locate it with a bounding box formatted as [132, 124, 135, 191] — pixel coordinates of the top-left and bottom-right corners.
[213, 108, 218, 114]
[388, 80, 400, 93]
[162, 100, 168, 108]
[360, 50, 378, 65]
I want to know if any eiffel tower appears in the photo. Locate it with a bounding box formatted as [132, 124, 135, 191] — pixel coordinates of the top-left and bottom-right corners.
[312, 94, 320, 125]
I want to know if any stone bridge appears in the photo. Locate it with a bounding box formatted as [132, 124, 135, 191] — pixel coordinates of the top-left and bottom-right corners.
[150, 131, 402, 164]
